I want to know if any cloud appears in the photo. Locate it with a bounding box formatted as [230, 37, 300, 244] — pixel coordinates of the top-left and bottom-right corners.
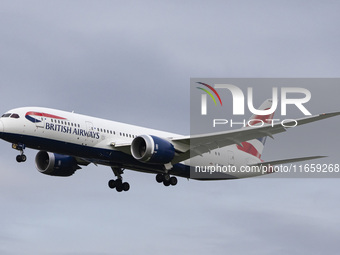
[0, 1, 340, 255]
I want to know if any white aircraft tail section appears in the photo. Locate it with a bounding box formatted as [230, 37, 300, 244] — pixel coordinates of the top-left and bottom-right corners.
[237, 99, 275, 159]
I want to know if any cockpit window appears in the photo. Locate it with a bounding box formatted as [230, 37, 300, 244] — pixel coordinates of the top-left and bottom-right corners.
[1, 113, 20, 118]
[10, 113, 20, 119]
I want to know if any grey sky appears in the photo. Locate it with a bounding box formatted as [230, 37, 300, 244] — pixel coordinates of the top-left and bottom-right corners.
[1, 1, 340, 254]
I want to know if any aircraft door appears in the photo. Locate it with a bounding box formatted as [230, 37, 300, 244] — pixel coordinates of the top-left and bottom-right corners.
[85, 121, 94, 145]
[228, 150, 235, 166]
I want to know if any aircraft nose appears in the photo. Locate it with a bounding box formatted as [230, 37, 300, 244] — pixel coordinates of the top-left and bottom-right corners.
[0, 120, 3, 134]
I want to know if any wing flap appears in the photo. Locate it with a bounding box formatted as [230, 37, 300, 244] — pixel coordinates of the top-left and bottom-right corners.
[250, 156, 327, 167]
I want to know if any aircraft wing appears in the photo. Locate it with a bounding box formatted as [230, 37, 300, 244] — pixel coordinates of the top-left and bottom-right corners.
[110, 112, 340, 165]
[169, 112, 340, 165]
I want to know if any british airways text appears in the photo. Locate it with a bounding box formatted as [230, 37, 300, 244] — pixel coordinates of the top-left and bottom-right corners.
[45, 123, 100, 139]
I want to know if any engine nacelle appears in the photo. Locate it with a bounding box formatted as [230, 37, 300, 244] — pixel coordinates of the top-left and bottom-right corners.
[35, 151, 80, 177]
[131, 135, 175, 164]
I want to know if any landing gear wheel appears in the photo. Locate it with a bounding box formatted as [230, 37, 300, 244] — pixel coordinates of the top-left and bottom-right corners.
[108, 179, 116, 189]
[115, 178, 123, 192]
[16, 155, 22, 163]
[156, 173, 178, 187]
[163, 174, 171, 182]
[115, 179, 122, 186]
[169, 176, 178, 186]
[21, 154, 27, 162]
[16, 154, 27, 163]
[163, 180, 171, 186]
[122, 182, 130, 191]
[116, 184, 123, 192]
[156, 173, 164, 183]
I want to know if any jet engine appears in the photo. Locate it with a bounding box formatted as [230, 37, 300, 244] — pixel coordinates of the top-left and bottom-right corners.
[131, 135, 175, 164]
[35, 151, 81, 177]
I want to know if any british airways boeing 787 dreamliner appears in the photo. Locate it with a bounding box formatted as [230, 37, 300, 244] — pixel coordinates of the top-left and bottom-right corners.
[0, 100, 339, 192]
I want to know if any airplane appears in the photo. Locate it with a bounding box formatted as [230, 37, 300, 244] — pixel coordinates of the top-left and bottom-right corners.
[0, 100, 339, 192]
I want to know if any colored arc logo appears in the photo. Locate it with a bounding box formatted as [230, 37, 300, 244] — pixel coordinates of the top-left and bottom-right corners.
[196, 82, 223, 106]
[25, 111, 67, 123]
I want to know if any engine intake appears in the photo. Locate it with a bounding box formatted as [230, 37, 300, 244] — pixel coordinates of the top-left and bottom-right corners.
[35, 151, 80, 177]
[131, 135, 175, 164]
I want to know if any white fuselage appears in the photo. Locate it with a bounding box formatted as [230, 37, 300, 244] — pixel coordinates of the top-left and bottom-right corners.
[0, 107, 263, 180]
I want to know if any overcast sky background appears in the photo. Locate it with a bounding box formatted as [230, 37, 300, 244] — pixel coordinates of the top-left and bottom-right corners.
[1, 1, 340, 254]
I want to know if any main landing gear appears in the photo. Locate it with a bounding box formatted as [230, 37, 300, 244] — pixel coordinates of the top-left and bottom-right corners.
[156, 173, 178, 187]
[108, 167, 130, 192]
[12, 143, 27, 163]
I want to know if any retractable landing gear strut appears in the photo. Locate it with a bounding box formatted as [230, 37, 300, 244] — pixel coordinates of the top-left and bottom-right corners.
[12, 143, 27, 163]
[108, 167, 130, 192]
[155, 173, 178, 187]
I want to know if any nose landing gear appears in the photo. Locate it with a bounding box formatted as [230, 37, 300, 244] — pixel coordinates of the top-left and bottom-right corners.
[12, 143, 27, 163]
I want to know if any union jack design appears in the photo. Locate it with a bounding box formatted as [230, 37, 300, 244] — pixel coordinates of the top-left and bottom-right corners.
[25, 111, 67, 123]
[237, 100, 275, 159]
